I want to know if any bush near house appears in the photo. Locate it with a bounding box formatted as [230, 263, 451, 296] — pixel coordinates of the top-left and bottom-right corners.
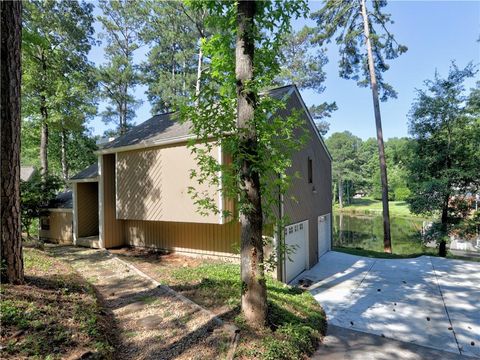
[112, 248, 327, 360]
[0, 249, 113, 359]
[20, 172, 62, 238]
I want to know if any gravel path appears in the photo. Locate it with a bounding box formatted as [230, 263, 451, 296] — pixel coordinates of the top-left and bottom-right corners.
[50, 246, 234, 360]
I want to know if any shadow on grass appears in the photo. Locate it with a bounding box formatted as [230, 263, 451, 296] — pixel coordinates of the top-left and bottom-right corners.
[333, 246, 426, 259]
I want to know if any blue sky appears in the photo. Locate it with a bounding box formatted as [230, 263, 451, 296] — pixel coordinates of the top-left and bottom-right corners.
[88, 0, 480, 140]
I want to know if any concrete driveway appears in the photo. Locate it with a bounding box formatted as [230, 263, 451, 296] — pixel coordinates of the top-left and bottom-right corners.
[296, 252, 479, 358]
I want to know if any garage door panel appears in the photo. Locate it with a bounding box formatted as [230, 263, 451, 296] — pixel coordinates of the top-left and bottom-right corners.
[285, 220, 308, 283]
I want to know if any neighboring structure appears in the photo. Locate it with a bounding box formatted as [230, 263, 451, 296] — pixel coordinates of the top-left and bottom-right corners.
[49, 85, 333, 283]
[39, 191, 74, 244]
[20, 166, 36, 182]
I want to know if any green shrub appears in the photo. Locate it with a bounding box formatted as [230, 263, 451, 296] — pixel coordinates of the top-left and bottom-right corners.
[0, 300, 24, 326]
[394, 187, 411, 201]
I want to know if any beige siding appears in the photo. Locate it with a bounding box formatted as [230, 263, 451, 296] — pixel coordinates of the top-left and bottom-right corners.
[39, 211, 73, 244]
[102, 154, 125, 248]
[77, 182, 99, 237]
[124, 220, 240, 257]
[116, 142, 221, 224]
[283, 94, 332, 267]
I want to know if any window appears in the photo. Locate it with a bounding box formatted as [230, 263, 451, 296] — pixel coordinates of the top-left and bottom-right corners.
[41, 217, 50, 230]
[308, 157, 313, 184]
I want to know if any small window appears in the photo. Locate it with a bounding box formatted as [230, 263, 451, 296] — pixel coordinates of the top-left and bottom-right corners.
[308, 157, 313, 184]
[41, 217, 50, 230]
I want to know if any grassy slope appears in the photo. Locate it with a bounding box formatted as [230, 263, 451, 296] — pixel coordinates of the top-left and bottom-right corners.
[334, 197, 430, 219]
[171, 263, 326, 359]
[113, 249, 327, 360]
[0, 248, 113, 359]
[333, 246, 480, 262]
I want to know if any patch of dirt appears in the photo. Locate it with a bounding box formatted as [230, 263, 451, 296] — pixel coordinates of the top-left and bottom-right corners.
[109, 247, 235, 318]
[110, 247, 205, 269]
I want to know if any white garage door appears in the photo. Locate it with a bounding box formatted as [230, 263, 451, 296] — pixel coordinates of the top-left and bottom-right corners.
[318, 213, 331, 259]
[285, 220, 308, 283]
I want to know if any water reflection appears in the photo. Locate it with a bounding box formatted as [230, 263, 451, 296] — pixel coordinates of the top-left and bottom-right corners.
[333, 213, 429, 255]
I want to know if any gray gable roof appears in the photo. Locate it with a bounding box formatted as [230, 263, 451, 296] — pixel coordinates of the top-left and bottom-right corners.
[101, 85, 295, 152]
[70, 163, 98, 181]
[47, 190, 73, 209]
[102, 112, 189, 150]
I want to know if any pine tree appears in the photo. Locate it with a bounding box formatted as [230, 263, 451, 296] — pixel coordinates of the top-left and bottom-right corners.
[97, 0, 143, 135]
[1, 0, 24, 284]
[276, 26, 336, 136]
[311, 0, 407, 253]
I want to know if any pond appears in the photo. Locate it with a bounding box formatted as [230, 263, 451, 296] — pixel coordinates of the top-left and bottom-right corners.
[333, 213, 433, 255]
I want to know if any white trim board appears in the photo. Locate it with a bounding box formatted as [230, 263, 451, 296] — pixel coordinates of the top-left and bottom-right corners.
[69, 177, 99, 183]
[95, 135, 197, 155]
[98, 155, 105, 249]
[72, 182, 78, 246]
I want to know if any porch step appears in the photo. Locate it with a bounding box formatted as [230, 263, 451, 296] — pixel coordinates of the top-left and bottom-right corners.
[76, 236, 100, 248]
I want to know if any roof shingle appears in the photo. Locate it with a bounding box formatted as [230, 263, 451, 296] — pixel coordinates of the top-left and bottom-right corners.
[70, 163, 98, 181]
[101, 85, 295, 151]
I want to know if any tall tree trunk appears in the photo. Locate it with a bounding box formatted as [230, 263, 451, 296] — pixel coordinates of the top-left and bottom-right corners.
[1, 0, 24, 284]
[195, 41, 203, 104]
[120, 83, 127, 135]
[361, 0, 392, 253]
[338, 179, 343, 209]
[39, 115, 48, 177]
[439, 194, 449, 257]
[182, 59, 186, 93]
[39, 52, 49, 179]
[236, 0, 267, 327]
[61, 128, 68, 181]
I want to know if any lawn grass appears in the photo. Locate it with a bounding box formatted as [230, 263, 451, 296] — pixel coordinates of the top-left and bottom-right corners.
[334, 197, 431, 219]
[333, 246, 428, 259]
[112, 248, 327, 360]
[0, 248, 114, 359]
[334, 246, 480, 262]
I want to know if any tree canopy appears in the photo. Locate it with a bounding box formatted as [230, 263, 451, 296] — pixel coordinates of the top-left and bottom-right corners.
[407, 63, 479, 222]
[97, 0, 143, 135]
[22, 0, 96, 179]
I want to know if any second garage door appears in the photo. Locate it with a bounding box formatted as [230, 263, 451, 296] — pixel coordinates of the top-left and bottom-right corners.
[285, 220, 308, 283]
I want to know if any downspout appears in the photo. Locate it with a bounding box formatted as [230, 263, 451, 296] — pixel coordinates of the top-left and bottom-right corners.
[276, 173, 285, 282]
[72, 182, 78, 246]
[330, 160, 334, 251]
[98, 155, 105, 248]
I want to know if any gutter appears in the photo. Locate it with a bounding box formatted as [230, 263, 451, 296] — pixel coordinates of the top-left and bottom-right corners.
[95, 134, 198, 155]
